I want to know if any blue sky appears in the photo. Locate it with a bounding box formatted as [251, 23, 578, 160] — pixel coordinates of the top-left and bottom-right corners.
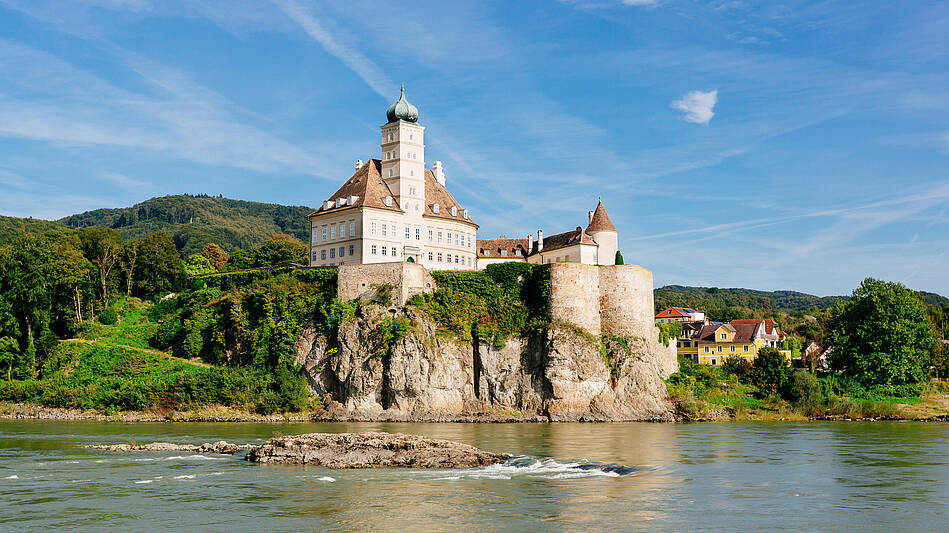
[1, 1, 947, 296]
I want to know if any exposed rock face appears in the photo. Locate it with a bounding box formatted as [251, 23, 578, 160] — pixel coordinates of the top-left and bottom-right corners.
[245, 432, 508, 468]
[297, 304, 675, 422]
[85, 441, 245, 454]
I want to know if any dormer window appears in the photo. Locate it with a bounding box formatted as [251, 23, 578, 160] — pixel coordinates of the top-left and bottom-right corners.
[500, 249, 507, 256]
[324, 200, 335, 210]
[349, 195, 358, 204]
[388, 133, 393, 142]
[463, 209, 468, 219]
[433, 203, 440, 214]
[384, 196, 393, 207]
[451, 206, 457, 217]
[337, 198, 347, 206]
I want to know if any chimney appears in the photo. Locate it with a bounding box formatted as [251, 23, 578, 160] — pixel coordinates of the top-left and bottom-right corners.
[527, 234, 533, 254]
[355, 159, 363, 170]
[588, 210, 594, 225]
[433, 161, 446, 185]
[537, 230, 544, 252]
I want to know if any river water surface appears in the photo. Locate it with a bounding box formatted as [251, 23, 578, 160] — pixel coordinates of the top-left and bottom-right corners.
[1, 420, 948, 531]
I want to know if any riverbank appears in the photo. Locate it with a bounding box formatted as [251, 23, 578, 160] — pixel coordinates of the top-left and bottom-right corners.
[4, 399, 946, 423]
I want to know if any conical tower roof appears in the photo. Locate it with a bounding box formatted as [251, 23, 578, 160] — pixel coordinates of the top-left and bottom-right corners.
[586, 200, 617, 232]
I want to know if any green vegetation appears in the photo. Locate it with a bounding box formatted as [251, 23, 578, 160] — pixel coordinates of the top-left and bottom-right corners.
[614, 250, 624, 265]
[59, 194, 313, 257]
[408, 262, 550, 345]
[0, 215, 68, 246]
[657, 322, 682, 344]
[826, 278, 937, 392]
[668, 277, 945, 421]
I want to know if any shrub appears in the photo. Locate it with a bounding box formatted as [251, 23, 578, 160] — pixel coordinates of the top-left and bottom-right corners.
[255, 390, 281, 415]
[98, 308, 118, 326]
[753, 347, 790, 394]
[786, 370, 822, 407]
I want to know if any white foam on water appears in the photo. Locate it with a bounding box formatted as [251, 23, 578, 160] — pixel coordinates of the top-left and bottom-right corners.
[134, 480, 152, 484]
[424, 456, 635, 481]
[165, 455, 224, 461]
[94, 460, 107, 463]
[208, 472, 224, 476]
[133, 458, 156, 462]
[173, 475, 196, 480]
[70, 479, 93, 483]
[4, 475, 18, 480]
[318, 476, 336, 482]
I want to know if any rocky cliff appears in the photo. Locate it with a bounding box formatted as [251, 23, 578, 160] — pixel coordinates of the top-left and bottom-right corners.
[295, 303, 675, 422]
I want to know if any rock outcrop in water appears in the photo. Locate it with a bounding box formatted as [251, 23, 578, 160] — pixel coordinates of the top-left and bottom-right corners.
[245, 432, 508, 468]
[85, 441, 246, 454]
[296, 304, 675, 422]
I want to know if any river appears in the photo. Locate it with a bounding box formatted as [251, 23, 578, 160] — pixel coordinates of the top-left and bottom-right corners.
[1, 420, 947, 532]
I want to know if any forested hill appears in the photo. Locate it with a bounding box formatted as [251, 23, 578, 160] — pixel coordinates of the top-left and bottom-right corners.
[655, 284, 949, 316]
[58, 194, 314, 257]
[0, 215, 68, 244]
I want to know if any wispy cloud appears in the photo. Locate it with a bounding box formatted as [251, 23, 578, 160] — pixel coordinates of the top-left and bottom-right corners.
[622, 0, 659, 6]
[671, 89, 718, 125]
[273, 0, 393, 99]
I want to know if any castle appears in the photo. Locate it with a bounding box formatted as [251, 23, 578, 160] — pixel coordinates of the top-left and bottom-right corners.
[307, 88, 619, 270]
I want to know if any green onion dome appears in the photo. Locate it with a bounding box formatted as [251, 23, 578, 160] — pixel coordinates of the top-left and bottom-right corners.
[386, 84, 419, 123]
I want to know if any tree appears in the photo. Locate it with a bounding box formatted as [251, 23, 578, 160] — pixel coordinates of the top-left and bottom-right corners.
[786, 370, 822, 407]
[121, 238, 142, 297]
[226, 234, 308, 270]
[185, 254, 216, 277]
[753, 347, 790, 395]
[134, 232, 187, 300]
[77, 228, 123, 304]
[826, 278, 936, 387]
[201, 243, 229, 271]
[0, 336, 19, 380]
[615, 250, 624, 265]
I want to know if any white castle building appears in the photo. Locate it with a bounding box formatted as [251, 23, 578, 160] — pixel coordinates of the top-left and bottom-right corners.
[308, 88, 620, 270]
[308, 86, 478, 270]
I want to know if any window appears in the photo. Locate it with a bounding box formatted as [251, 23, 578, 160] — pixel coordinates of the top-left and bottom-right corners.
[433, 204, 440, 214]
[409, 134, 413, 140]
[382, 224, 387, 237]
[415, 228, 420, 240]
[454, 255, 459, 264]
[437, 253, 443, 262]
[312, 229, 318, 243]
[409, 186, 416, 196]
[311, 252, 318, 262]
[330, 226, 335, 240]
[371, 245, 377, 255]
[428, 230, 433, 242]
[371, 222, 377, 236]
[428, 252, 433, 261]
[447, 232, 452, 245]
[384, 196, 393, 207]
[514, 249, 521, 256]
[500, 249, 507, 256]
[730, 345, 735, 352]
[405, 227, 410, 240]
[720, 333, 726, 340]
[451, 206, 457, 217]
[391, 247, 396, 257]
[388, 169, 393, 177]
[711, 359, 717, 366]
[437, 232, 442, 243]
[704, 346, 710, 353]
[717, 346, 723, 352]
[321, 250, 326, 260]
[382, 247, 387, 256]
[349, 245, 355, 256]
[330, 248, 336, 258]
[339, 246, 345, 257]
[390, 224, 396, 237]
[350, 222, 355, 235]
[321, 228, 327, 241]
[388, 133, 393, 141]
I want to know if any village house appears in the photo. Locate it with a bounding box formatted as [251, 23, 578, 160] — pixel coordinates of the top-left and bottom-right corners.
[663, 312, 790, 365]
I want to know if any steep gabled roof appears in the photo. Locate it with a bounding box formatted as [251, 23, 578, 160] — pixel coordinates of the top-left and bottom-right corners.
[308, 159, 402, 217]
[586, 200, 617, 233]
[422, 169, 478, 227]
[477, 237, 529, 258]
[696, 323, 736, 342]
[730, 319, 784, 339]
[529, 227, 597, 256]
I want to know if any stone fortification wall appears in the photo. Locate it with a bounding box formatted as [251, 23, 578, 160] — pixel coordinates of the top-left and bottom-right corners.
[598, 265, 655, 339]
[338, 263, 435, 305]
[548, 263, 601, 334]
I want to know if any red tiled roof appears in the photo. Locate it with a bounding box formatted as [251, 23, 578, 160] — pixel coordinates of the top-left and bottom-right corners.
[656, 307, 693, 318]
[308, 159, 402, 217]
[477, 237, 529, 258]
[730, 319, 784, 338]
[586, 200, 617, 232]
[423, 169, 478, 228]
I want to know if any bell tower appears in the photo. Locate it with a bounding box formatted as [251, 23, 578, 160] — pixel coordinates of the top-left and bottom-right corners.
[381, 84, 426, 221]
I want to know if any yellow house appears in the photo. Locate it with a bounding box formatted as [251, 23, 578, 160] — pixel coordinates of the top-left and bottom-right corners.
[694, 323, 769, 366]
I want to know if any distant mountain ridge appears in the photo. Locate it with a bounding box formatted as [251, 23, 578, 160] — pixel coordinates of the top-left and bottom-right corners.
[655, 284, 949, 315]
[58, 194, 313, 257]
[0, 215, 68, 244]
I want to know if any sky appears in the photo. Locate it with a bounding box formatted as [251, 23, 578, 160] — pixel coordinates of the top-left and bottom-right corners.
[0, 0, 947, 296]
